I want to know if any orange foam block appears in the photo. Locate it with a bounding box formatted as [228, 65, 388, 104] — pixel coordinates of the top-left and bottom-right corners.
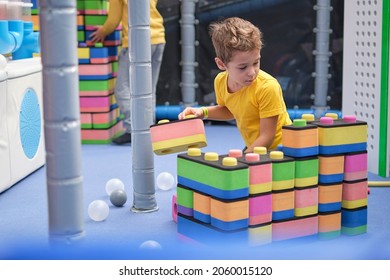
[193, 191, 211, 223]
[150, 117, 207, 155]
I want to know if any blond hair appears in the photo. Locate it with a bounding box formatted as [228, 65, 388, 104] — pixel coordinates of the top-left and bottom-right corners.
[209, 17, 263, 63]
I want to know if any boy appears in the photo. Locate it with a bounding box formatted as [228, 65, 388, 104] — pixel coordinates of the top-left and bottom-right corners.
[178, 17, 291, 152]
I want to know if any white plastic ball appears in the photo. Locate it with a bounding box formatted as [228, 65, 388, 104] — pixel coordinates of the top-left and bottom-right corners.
[139, 240, 162, 250]
[88, 200, 109, 222]
[105, 178, 125, 195]
[156, 172, 175, 191]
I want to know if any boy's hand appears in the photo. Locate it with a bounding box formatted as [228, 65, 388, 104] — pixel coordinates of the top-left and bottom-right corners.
[178, 107, 203, 120]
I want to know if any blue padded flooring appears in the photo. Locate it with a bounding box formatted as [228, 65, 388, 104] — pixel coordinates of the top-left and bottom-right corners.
[0, 124, 389, 260]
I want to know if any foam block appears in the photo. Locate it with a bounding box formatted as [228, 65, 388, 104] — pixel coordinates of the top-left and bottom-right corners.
[210, 197, 249, 231]
[270, 151, 295, 191]
[248, 223, 272, 246]
[91, 107, 122, 129]
[344, 151, 368, 181]
[177, 185, 194, 217]
[294, 185, 318, 217]
[318, 154, 344, 184]
[282, 119, 319, 157]
[342, 179, 368, 209]
[193, 191, 211, 223]
[177, 151, 249, 200]
[313, 116, 367, 155]
[341, 207, 367, 235]
[81, 113, 93, 129]
[79, 78, 115, 97]
[249, 193, 272, 226]
[150, 117, 207, 155]
[318, 182, 342, 212]
[177, 214, 249, 245]
[237, 152, 272, 195]
[272, 215, 318, 241]
[294, 156, 319, 187]
[80, 94, 117, 113]
[78, 63, 113, 80]
[81, 119, 123, 144]
[172, 195, 178, 223]
[272, 188, 295, 221]
[318, 211, 341, 240]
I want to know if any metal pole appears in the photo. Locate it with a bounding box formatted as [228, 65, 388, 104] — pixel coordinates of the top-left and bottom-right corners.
[180, 0, 198, 107]
[128, 0, 158, 212]
[39, 0, 85, 243]
[312, 0, 333, 117]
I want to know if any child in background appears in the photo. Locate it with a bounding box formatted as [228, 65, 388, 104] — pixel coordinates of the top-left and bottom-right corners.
[89, 0, 166, 145]
[178, 17, 291, 152]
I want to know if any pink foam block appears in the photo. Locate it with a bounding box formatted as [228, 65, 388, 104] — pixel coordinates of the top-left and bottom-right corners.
[249, 164, 272, 184]
[344, 152, 368, 181]
[249, 194, 272, 225]
[172, 195, 178, 223]
[295, 187, 318, 208]
[272, 216, 318, 241]
[249, 194, 272, 215]
[90, 57, 109, 64]
[78, 63, 112, 76]
[80, 95, 113, 113]
[342, 180, 368, 200]
[150, 118, 205, 142]
[81, 120, 123, 140]
[150, 118, 207, 155]
[92, 108, 119, 124]
[81, 113, 92, 125]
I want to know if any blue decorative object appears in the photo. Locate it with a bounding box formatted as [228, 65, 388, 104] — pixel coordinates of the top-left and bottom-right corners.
[19, 88, 41, 159]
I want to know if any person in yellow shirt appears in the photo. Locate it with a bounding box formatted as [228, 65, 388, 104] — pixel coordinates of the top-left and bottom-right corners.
[178, 17, 291, 152]
[89, 0, 166, 144]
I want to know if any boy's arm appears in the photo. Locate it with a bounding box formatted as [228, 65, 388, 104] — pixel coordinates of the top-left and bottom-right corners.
[245, 115, 278, 153]
[89, 0, 123, 43]
[178, 105, 234, 120]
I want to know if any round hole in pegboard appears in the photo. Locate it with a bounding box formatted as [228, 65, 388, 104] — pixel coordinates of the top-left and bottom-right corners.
[19, 88, 41, 159]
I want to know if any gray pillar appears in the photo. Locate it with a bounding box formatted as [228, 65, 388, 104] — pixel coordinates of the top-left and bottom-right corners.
[312, 0, 333, 117]
[180, 0, 198, 106]
[128, 0, 158, 212]
[39, 0, 85, 243]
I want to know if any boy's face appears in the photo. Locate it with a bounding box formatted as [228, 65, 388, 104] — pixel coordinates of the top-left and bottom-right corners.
[215, 49, 260, 93]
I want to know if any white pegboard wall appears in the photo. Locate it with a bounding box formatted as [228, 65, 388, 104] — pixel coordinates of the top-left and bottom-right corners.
[342, 0, 384, 175]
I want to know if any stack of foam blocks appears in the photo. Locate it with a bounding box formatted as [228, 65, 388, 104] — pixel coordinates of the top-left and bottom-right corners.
[173, 114, 368, 246]
[76, 0, 124, 144]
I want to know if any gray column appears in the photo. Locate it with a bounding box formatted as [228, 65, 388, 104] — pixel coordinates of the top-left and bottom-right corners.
[312, 0, 333, 117]
[39, 0, 84, 243]
[180, 0, 198, 106]
[128, 0, 158, 212]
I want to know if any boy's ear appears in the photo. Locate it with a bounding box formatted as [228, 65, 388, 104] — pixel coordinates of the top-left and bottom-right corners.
[215, 57, 226, 70]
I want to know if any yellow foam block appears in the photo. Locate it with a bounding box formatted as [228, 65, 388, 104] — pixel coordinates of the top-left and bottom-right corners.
[318, 123, 367, 146]
[78, 47, 90, 59]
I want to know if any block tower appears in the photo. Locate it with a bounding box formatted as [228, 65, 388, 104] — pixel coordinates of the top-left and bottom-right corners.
[173, 114, 368, 246]
[76, 0, 123, 144]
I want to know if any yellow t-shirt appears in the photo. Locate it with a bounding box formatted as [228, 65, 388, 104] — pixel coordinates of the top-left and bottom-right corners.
[101, 0, 165, 48]
[215, 70, 292, 150]
[150, 0, 166, 45]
